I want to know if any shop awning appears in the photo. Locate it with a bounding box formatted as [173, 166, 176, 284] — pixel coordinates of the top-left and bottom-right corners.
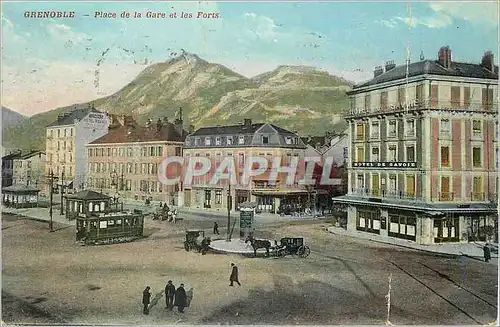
[332, 195, 497, 214]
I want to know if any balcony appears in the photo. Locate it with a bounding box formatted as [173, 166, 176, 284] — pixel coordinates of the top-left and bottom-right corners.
[343, 99, 498, 119]
[439, 192, 454, 201]
[351, 188, 419, 200]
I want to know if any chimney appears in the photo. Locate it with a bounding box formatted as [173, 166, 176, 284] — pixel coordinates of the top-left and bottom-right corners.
[438, 46, 452, 69]
[374, 66, 384, 77]
[244, 118, 252, 128]
[385, 60, 396, 72]
[145, 118, 153, 129]
[156, 118, 163, 133]
[174, 117, 183, 137]
[481, 51, 494, 72]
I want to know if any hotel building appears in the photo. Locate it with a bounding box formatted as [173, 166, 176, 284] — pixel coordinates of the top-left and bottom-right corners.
[86, 117, 186, 204]
[182, 119, 308, 213]
[333, 46, 498, 244]
[45, 106, 110, 192]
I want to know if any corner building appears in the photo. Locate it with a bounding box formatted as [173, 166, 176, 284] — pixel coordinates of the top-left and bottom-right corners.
[334, 46, 498, 244]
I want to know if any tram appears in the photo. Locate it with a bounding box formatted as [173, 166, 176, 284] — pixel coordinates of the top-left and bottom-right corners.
[76, 210, 144, 245]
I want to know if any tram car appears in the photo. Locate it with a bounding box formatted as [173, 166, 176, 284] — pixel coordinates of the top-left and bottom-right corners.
[76, 211, 144, 245]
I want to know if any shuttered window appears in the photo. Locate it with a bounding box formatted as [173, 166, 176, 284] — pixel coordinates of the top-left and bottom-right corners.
[364, 94, 371, 111]
[482, 88, 493, 111]
[441, 146, 450, 167]
[451, 86, 460, 108]
[431, 85, 439, 107]
[380, 91, 388, 111]
[464, 87, 471, 107]
[416, 84, 423, 104]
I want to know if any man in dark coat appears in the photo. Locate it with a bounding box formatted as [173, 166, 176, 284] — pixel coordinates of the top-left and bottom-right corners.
[174, 283, 187, 313]
[142, 286, 151, 315]
[229, 263, 241, 286]
[483, 243, 491, 262]
[165, 280, 176, 310]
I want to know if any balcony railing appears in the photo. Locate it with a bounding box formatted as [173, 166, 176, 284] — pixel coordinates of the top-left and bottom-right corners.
[439, 192, 454, 201]
[471, 192, 485, 201]
[343, 99, 498, 118]
[351, 188, 419, 200]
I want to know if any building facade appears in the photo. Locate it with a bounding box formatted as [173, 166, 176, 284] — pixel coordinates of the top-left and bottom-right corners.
[1, 150, 22, 187]
[86, 117, 185, 204]
[334, 46, 498, 244]
[182, 119, 309, 214]
[12, 151, 47, 189]
[45, 106, 110, 192]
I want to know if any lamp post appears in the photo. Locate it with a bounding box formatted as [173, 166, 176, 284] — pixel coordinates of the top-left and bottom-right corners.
[60, 168, 65, 215]
[226, 168, 232, 242]
[48, 169, 54, 232]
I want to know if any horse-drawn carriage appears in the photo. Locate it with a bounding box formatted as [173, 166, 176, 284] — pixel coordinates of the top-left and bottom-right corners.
[184, 230, 211, 254]
[274, 237, 311, 258]
[244, 236, 311, 258]
[152, 207, 178, 222]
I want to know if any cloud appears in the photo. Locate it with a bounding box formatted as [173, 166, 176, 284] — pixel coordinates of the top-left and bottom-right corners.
[46, 21, 91, 45]
[428, 2, 498, 26]
[375, 19, 398, 28]
[241, 12, 279, 41]
[395, 12, 452, 29]
[1, 59, 144, 116]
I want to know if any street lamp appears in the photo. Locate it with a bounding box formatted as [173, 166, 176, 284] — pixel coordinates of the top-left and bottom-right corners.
[47, 169, 55, 232]
[60, 166, 65, 215]
[226, 168, 232, 242]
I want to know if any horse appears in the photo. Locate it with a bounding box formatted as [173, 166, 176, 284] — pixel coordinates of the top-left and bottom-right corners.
[245, 236, 271, 257]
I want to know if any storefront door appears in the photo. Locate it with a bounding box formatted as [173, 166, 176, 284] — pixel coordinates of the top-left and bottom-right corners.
[356, 208, 381, 234]
[204, 190, 211, 208]
[433, 215, 459, 242]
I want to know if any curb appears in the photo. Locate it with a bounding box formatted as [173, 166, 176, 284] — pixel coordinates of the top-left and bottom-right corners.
[327, 228, 498, 260]
[4, 212, 72, 226]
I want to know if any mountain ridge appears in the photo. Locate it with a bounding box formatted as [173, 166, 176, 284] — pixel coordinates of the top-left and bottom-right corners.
[2, 53, 351, 151]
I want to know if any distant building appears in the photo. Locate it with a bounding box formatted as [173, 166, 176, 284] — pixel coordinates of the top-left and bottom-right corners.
[12, 150, 47, 190]
[86, 116, 186, 204]
[45, 106, 110, 193]
[334, 46, 498, 244]
[182, 119, 308, 214]
[1, 150, 22, 187]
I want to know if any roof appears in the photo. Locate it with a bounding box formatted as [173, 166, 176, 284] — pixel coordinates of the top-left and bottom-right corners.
[47, 108, 100, 127]
[18, 150, 45, 160]
[2, 184, 41, 192]
[352, 60, 499, 91]
[89, 122, 186, 144]
[66, 190, 111, 200]
[301, 136, 327, 147]
[190, 123, 297, 137]
[2, 151, 22, 160]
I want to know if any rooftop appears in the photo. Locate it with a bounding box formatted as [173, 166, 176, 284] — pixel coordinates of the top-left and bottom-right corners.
[89, 120, 187, 144]
[190, 121, 297, 137]
[66, 190, 111, 200]
[47, 107, 101, 127]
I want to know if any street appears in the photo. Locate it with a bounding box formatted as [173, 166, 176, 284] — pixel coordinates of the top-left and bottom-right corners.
[2, 212, 497, 325]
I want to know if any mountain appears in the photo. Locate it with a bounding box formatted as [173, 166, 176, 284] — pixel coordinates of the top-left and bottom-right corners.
[2, 53, 351, 151]
[2, 107, 26, 128]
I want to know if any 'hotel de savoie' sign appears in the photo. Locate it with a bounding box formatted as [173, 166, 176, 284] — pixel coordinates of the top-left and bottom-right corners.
[347, 99, 420, 115]
[352, 162, 417, 168]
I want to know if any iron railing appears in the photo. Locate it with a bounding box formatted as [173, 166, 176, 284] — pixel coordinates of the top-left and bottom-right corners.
[343, 98, 498, 118]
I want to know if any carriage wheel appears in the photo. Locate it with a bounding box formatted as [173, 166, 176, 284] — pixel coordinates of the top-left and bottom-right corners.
[298, 246, 311, 258]
[277, 249, 286, 258]
[184, 242, 190, 252]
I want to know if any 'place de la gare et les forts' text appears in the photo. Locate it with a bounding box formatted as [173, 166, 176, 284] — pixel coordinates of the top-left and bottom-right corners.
[23, 10, 220, 19]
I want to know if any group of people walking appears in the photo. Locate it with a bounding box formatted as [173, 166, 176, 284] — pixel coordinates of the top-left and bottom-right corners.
[141, 263, 241, 315]
[142, 281, 189, 315]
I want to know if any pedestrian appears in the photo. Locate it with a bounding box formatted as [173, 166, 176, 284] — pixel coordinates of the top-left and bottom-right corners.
[483, 243, 491, 263]
[142, 286, 151, 315]
[159, 202, 163, 209]
[229, 263, 241, 286]
[213, 222, 219, 235]
[165, 280, 176, 310]
[174, 283, 187, 313]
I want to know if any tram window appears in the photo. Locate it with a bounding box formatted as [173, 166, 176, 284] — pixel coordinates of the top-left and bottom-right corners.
[108, 220, 114, 226]
[100, 202, 105, 211]
[94, 204, 100, 211]
[91, 221, 97, 228]
[116, 219, 122, 225]
[125, 219, 129, 225]
[100, 221, 107, 229]
[89, 203, 93, 212]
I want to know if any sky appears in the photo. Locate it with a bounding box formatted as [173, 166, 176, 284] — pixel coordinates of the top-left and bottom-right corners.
[1, 1, 498, 116]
